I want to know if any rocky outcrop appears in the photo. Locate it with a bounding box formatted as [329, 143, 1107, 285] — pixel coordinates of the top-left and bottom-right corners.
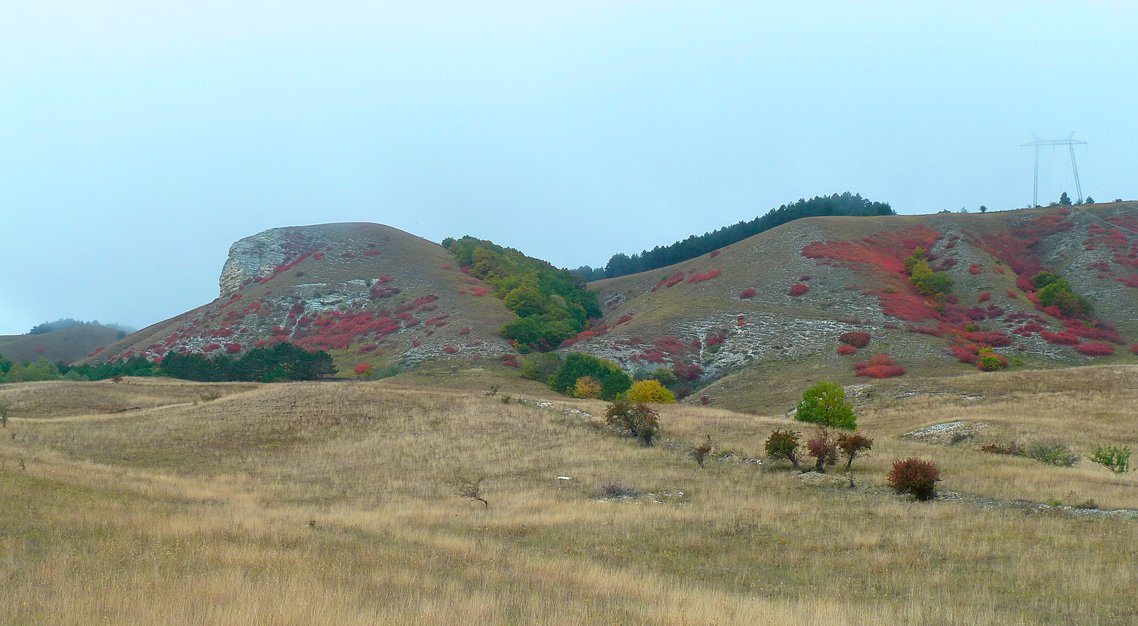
[219, 227, 325, 296]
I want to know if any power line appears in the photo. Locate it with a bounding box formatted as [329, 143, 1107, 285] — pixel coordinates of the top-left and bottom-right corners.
[1021, 132, 1087, 206]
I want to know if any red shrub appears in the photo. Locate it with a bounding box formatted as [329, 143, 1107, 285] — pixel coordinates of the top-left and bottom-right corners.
[978, 291, 992, 302]
[411, 339, 422, 347]
[224, 343, 242, 354]
[946, 345, 979, 365]
[353, 363, 373, 376]
[1040, 330, 1079, 345]
[739, 288, 757, 299]
[469, 286, 488, 296]
[709, 250, 721, 258]
[442, 345, 459, 354]
[653, 272, 686, 291]
[358, 343, 378, 354]
[736, 315, 746, 327]
[854, 354, 906, 378]
[887, 458, 941, 500]
[501, 354, 520, 368]
[839, 331, 871, 348]
[802, 225, 941, 275]
[700, 395, 711, 406]
[1006, 290, 1018, 299]
[458, 327, 471, 335]
[1075, 343, 1115, 357]
[1130, 344, 1138, 355]
[673, 362, 703, 381]
[364, 249, 381, 256]
[789, 283, 810, 296]
[968, 263, 982, 275]
[203, 343, 221, 352]
[1117, 274, 1138, 288]
[687, 269, 722, 284]
[837, 345, 857, 356]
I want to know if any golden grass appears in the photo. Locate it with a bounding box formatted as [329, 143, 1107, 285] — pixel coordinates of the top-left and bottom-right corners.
[1, 366, 1136, 624]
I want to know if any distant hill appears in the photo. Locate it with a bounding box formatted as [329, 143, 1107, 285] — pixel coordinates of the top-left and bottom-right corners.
[92, 223, 518, 375]
[90, 203, 1138, 398]
[0, 323, 126, 364]
[567, 202, 1138, 410]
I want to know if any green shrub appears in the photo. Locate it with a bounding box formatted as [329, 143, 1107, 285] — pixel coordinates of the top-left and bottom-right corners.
[795, 382, 856, 429]
[550, 353, 631, 400]
[520, 352, 562, 384]
[764, 429, 801, 468]
[1026, 440, 1079, 467]
[887, 458, 941, 501]
[1090, 446, 1130, 474]
[604, 400, 660, 446]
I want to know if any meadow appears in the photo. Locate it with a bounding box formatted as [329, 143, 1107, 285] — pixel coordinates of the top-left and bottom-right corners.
[1, 366, 1136, 624]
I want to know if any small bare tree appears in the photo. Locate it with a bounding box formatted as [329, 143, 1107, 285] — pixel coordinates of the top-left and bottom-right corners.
[457, 476, 488, 508]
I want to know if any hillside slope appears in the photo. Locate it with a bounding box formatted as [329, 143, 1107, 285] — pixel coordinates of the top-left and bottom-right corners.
[575, 202, 1138, 410]
[94, 223, 518, 374]
[0, 325, 124, 364]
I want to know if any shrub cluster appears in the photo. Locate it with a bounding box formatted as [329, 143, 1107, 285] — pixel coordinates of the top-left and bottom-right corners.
[795, 382, 856, 429]
[549, 353, 631, 400]
[1026, 440, 1080, 467]
[604, 400, 660, 446]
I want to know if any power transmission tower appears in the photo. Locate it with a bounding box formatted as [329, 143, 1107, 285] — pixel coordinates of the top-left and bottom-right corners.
[1021, 133, 1087, 206]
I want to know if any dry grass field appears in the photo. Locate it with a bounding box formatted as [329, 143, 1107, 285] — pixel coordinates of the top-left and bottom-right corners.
[1, 366, 1136, 624]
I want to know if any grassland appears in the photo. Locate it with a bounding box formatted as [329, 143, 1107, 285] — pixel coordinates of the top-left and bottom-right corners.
[1, 367, 1136, 624]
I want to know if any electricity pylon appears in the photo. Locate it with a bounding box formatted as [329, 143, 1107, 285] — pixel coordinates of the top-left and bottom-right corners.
[1022, 133, 1087, 206]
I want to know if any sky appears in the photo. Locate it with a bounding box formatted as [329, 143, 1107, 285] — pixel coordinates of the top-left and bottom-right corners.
[2, 1, 1137, 335]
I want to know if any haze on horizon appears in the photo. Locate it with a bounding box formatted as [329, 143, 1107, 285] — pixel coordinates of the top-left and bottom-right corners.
[2, 0, 1136, 335]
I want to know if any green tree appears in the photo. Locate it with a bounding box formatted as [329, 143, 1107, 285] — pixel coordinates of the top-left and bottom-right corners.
[550, 353, 631, 400]
[1059, 192, 1072, 206]
[795, 382, 856, 430]
[503, 285, 546, 317]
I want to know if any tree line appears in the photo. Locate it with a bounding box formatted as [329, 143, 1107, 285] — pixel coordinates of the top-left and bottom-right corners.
[572, 192, 894, 280]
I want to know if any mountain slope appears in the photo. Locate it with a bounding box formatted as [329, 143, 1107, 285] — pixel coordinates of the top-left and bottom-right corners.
[94, 223, 518, 373]
[572, 202, 1138, 410]
[0, 324, 125, 364]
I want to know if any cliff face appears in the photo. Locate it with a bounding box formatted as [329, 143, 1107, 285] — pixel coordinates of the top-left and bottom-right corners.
[219, 227, 325, 297]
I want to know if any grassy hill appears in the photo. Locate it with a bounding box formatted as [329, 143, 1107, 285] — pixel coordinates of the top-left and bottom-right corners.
[0, 324, 125, 364]
[1, 365, 1135, 623]
[576, 202, 1138, 411]
[93, 223, 518, 376]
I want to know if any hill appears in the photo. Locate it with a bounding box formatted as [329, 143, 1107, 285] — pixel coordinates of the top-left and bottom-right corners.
[571, 202, 1138, 410]
[0, 323, 125, 364]
[92, 223, 518, 375]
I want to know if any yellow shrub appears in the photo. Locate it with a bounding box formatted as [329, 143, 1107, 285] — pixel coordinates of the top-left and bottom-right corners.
[627, 379, 676, 404]
[573, 376, 602, 399]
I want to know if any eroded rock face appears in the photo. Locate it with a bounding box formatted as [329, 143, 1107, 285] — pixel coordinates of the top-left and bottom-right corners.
[219, 227, 323, 296]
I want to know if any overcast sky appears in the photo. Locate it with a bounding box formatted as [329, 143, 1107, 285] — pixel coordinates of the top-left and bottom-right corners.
[2, 1, 1136, 335]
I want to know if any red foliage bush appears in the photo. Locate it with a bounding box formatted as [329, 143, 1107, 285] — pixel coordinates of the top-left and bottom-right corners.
[203, 343, 221, 352]
[1006, 290, 1018, 299]
[739, 288, 757, 299]
[687, 270, 721, 284]
[946, 345, 979, 365]
[1117, 274, 1138, 288]
[1075, 343, 1115, 356]
[353, 363, 373, 376]
[673, 362, 703, 381]
[802, 225, 941, 275]
[224, 343, 241, 354]
[736, 315, 746, 327]
[615, 313, 634, 326]
[653, 272, 685, 291]
[970, 263, 983, 275]
[887, 458, 941, 500]
[789, 283, 810, 296]
[358, 343, 378, 354]
[879, 288, 940, 322]
[1130, 343, 1138, 355]
[978, 291, 992, 302]
[364, 249, 381, 257]
[1040, 330, 1079, 345]
[442, 345, 459, 354]
[501, 354, 520, 368]
[458, 327, 471, 335]
[837, 345, 857, 356]
[853, 354, 906, 378]
[700, 395, 711, 406]
[709, 250, 721, 258]
[839, 331, 871, 348]
[469, 286, 488, 296]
